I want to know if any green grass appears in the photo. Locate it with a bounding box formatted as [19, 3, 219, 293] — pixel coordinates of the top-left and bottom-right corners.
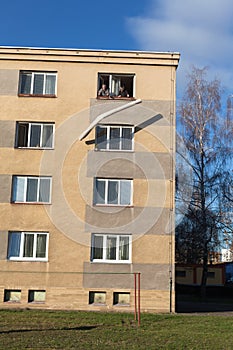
[1, 309, 233, 349]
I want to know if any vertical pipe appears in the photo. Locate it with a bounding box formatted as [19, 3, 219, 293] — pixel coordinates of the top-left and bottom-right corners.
[138, 273, 141, 327]
[134, 273, 137, 321]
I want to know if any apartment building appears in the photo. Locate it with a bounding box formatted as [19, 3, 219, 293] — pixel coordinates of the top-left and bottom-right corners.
[0, 47, 180, 312]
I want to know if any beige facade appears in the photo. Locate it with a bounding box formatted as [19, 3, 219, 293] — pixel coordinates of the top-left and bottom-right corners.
[0, 47, 179, 312]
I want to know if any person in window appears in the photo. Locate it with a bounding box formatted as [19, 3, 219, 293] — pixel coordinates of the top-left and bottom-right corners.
[118, 85, 129, 98]
[98, 84, 109, 97]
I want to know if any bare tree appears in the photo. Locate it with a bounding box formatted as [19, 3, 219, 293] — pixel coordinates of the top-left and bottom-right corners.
[176, 66, 233, 297]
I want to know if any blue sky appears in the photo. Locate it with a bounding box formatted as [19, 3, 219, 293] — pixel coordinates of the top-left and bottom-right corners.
[1, 0, 233, 100]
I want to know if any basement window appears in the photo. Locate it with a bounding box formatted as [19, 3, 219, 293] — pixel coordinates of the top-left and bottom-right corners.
[28, 290, 46, 303]
[89, 291, 106, 305]
[113, 292, 130, 306]
[4, 290, 21, 302]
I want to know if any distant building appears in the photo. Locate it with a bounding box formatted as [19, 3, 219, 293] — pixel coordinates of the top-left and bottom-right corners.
[221, 249, 233, 262]
[0, 47, 179, 312]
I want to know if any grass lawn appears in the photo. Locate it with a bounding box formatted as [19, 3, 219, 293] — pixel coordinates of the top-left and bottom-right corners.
[1, 309, 233, 349]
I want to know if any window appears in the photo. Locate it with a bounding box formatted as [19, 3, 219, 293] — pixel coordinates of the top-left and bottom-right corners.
[91, 234, 131, 263]
[19, 71, 57, 96]
[175, 270, 186, 277]
[98, 73, 134, 98]
[28, 290, 46, 303]
[94, 178, 132, 206]
[113, 292, 130, 306]
[7, 231, 49, 261]
[207, 271, 215, 278]
[12, 176, 52, 203]
[16, 122, 54, 148]
[96, 125, 133, 151]
[89, 291, 106, 305]
[4, 290, 21, 302]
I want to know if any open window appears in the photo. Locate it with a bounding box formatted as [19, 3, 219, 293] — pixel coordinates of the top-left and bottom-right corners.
[97, 73, 135, 98]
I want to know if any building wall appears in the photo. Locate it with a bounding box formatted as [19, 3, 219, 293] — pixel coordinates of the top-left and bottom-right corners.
[0, 47, 179, 312]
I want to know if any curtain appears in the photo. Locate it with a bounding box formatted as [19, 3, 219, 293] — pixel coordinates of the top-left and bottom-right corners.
[23, 234, 34, 257]
[42, 124, 53, 148]
[33, 74, 44, 94]
[119, 236, 129, 260]
[36, 234, 46, 258]
[45, 74, 56, 95]
[106, 236, 116, 260]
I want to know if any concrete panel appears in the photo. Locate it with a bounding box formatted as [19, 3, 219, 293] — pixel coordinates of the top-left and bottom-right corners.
[83, 262, 133, 289]
[0, 70, 18, 95]
[0, 231, 8, 260]
[133, 264, 170, 290]
[0, 175, 12, 203]
[83, 262, 170, 290]
[90, 99, 173, 126]
[87, 150, 172, 179]
[85, 206, 171, 235]
[0, 121, 15, 147]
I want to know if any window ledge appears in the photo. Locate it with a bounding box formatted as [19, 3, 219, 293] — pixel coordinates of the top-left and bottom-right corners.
[94, 204, 133, 208]
[8, 258, 48, 262]
[16, 147, 54, 150]
[94, 148, 134, 153]
[18, 94, 57, 98]
[11, 202, 51, 205]
[97, 96, 135, 101]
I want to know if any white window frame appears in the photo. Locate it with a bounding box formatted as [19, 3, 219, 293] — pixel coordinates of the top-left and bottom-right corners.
[94, 178, 133, 206]
[95, 125, 134, 151]
[19, 71, 57, 96]
[12, 176, 52, 203]
[16, 122, 55, 149]
[91, 234, 132, 263]
[7, 231, 49, 262]
[97, 73, 135, 98]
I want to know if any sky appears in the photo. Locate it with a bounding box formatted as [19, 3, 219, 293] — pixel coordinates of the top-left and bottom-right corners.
[1, 0, 233, 101]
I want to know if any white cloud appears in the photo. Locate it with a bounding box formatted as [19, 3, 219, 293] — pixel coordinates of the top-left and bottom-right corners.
[127, 0, 233, 98]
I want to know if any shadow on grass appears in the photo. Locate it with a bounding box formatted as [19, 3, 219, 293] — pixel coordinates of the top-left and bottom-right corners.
[0, 325, 100, 334]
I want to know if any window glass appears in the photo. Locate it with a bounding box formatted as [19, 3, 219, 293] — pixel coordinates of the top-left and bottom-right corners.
[36, 234, 47, 258]
[96, 125, 133, 151]
[20, 73, 31, 94]
[39, 178, 51, 203]
[42, 125, 53, 148]
[30, 124, 41, 147]
[119, 236, 129, 260]
[33, 74, 44, 94]
[23, 234, 34, 257]
[17, 123, 28, 147]
[109, 127, 120, 150]
[106, 236, 117, 260]
[96, 126, 107, 150]
[92, 235, 103, 260]
[45, 75, 56, 94]
[91, 234, 131, 262]
[95, 179, 105, 204]
[8, 232, 21, 258]
[12, 177, 25, 202]
[120, 181, 131, 205]
[8, 232, 48, 261]
[108, 181, 118, 204]
[26, 178, 38, 202]
[122, 128, 133, 150]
